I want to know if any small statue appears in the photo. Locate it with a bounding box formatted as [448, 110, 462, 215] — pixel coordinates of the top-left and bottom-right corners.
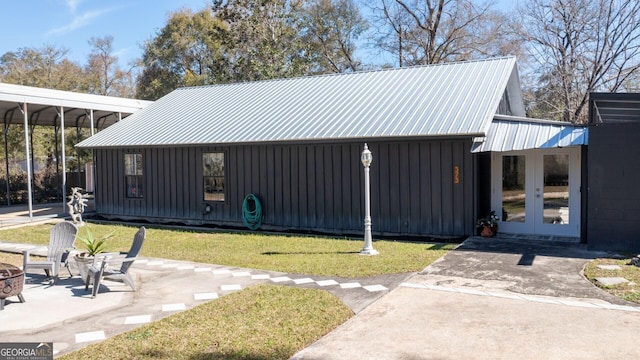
[67, 187, 88, 224]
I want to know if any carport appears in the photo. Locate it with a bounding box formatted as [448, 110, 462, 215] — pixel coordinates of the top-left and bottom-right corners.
[0, 82, 151, 218]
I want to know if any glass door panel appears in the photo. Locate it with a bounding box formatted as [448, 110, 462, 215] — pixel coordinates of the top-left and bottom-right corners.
[542, 154, 570, 224]
[502, 155, 526, 223]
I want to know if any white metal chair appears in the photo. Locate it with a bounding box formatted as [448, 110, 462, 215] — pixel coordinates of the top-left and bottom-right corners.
[22, 222, 78, 283]
[85, 226, 146, 298]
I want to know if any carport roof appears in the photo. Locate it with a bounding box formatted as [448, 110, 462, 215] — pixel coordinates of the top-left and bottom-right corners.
[0, 82, 152, 128]
[77, 57, 524, 148]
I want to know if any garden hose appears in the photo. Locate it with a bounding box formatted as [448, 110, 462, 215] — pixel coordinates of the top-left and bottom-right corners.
[242, 194, 263, 230]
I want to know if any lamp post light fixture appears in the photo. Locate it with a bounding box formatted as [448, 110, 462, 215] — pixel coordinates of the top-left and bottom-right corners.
[360, 143, 378, 256]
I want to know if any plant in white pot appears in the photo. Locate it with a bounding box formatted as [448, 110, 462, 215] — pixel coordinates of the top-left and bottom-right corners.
[74, 227, 112, 281]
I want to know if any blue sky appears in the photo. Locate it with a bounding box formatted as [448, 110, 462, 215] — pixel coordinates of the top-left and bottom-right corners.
[0, 0, 211, 66]
[0, 0, 519, 70]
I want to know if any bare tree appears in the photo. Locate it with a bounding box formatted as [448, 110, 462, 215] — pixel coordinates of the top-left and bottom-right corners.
[371, 0, 512, 66]
[85, 36, 135, 97]
[519, 0, 640, 123]
[371, 0, 413, 67]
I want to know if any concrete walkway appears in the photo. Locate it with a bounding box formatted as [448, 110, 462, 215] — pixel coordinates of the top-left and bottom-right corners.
[0, 239, 409, 357]
[292, 237, 640, 359]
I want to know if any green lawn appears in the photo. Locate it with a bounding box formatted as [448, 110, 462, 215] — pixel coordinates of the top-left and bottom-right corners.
[0, 222, 455, 278]
[0, 221, 455, 359]
[60, 284, 353, 360]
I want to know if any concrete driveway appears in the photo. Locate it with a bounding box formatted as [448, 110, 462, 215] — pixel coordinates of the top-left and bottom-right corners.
[292, 236, 640, 359]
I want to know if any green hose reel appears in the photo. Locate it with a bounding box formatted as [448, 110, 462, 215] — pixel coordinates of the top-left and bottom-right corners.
[242, 194, 263, 230]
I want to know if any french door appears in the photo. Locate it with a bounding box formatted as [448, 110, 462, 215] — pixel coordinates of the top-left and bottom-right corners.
[491, 148, 581, 237]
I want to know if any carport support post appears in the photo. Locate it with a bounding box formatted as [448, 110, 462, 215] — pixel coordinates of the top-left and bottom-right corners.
[90, 109, 94, 136]
[59, 107, 67, 213]
[4, 114, 11, 206]
[21, 102, 33, 219]
[360, 143, 378, 256]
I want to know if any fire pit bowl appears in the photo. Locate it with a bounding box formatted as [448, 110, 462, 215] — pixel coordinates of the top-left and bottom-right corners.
[0, 262, 25, 310]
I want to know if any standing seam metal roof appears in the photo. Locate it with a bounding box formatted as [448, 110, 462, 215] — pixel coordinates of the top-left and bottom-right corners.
[471, 115, 588, 153]
[77, 57, 519, 148]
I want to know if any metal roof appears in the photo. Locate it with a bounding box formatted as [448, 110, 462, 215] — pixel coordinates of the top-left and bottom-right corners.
[471, 115, 588, 153]
[78, 57, 521, 148]
[0, 82, 152, 128]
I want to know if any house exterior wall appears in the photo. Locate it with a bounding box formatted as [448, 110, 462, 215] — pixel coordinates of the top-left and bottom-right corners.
[92, 138, 477, 238]
[587, 123, 640, 252]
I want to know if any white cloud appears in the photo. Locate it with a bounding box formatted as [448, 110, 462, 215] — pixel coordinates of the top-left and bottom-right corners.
[65, 0, 82, 13]
[46, 7, 114, 37]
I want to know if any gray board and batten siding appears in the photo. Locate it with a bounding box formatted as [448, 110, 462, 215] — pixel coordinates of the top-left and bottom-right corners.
[587, 93, 640, 252]
[93, 138, 476, 238]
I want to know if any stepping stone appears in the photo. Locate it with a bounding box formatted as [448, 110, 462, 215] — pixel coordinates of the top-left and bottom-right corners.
[124, 315, 152, 325]
[194, 292, 219, 300]
[212, 269, 231, 275]
[363, 284, 388, 292]
[220, 284, 242, 291]
[232, 271, 251, 277]
[194, 267, 212, 272]
[597, 265, 622, 270]
[316, 279, 339, 287]
[340, 282, 362, 289]
[271, 276, 292, 283]
[162, 303, 186, 312]
[75, 331, 106, 343]
[293, 278, 315, 284]
[595, 277, 629, 286]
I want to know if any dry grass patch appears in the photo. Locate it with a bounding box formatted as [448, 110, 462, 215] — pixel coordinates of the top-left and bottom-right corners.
[60, 284, 353, 360]
[584, 257, 640, 303]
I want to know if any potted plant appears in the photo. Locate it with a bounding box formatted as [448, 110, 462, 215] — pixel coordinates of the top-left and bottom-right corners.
[476, 211, 499, 237]
[74, 227, 112, 281]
